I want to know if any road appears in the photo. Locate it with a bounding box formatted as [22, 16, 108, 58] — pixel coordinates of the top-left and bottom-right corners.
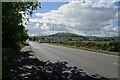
[29, 41, 119, 78]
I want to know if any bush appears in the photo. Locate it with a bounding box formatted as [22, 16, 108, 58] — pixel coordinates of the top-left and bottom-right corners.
[2, 48, 12, 78]
[48, 40, 120, 52]
[108, 41, 120, 52]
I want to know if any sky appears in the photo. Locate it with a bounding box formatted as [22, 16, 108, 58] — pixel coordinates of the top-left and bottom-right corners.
[25, 0, 120, 37]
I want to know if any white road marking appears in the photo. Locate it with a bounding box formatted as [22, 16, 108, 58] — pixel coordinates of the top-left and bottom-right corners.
[82, 55, 91, 58]
[95, 52, 119, 57]
[43, 43, 119, 58]
[113, 63, 120, 66]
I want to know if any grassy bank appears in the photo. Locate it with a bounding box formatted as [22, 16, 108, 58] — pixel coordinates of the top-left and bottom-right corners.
[46, 40, 120, 56]
[2, 43, 24, 78]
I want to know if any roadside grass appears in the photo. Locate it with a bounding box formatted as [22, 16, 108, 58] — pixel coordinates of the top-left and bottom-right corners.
[46, 40, 120, 56]
[2, 43, 25, 78]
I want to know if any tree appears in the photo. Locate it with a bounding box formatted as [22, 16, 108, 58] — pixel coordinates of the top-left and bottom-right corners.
[2, 2, 41, 77]
[2, 2, 40, 49]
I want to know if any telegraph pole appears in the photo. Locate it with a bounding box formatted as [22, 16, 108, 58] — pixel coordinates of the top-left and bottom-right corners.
[53, 24, 55, 34]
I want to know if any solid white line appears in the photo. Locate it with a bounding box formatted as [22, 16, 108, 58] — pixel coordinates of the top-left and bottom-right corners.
[82, 55, 91, 58]
[95, 52, 119, 57]
[113, 63, 120, 66]
[45, 43, 119, 58]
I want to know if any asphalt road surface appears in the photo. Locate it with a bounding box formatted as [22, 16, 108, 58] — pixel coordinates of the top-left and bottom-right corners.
[29, 41, 119, 78]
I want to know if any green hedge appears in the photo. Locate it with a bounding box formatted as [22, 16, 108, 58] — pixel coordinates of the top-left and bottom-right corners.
[48, 40, 120, 52]
[2, 48, 13, 77]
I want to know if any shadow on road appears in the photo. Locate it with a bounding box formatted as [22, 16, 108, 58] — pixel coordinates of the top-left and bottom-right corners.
[2, 47, 108, 80]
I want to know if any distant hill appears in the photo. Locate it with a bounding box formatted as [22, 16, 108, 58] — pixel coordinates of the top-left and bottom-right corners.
[39, 32, 120, 41]
[49, 32, 84, 37]
[46, 32, 87, 40]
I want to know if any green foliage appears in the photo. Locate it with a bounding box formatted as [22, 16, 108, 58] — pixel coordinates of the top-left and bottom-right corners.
[2, 48, 11, 77]
[108, 41, 120, 52]
[2, 2, 40, 48]
[2, 2, 40, 78]
[29, 36, 39, 41]
[48, 40, 120, 52]
[2, 48, 16, 77]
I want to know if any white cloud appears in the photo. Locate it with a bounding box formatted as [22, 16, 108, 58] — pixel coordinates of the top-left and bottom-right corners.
[41, 23, 49, 30]
[92, 0, 116, 8]
[26, 1, 118, 37]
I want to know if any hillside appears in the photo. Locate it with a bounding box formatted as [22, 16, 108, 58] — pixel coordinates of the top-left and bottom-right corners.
[38, 32, 120, 41]
[49, 32, 85, 37]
